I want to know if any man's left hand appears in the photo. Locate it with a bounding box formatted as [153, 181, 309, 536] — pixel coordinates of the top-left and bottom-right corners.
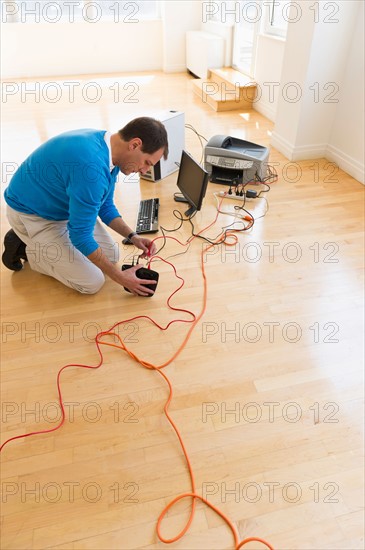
[130, 235, 156, 258]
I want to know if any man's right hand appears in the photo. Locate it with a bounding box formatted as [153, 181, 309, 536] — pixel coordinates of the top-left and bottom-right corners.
[119, 264, 157, 296]
[88, 247, 156, 296]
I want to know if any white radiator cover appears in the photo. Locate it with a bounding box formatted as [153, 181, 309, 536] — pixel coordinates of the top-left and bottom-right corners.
[186, 31, 225, 79]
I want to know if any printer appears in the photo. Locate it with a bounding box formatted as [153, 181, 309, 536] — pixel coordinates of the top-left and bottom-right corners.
[204, 135, 270, 185]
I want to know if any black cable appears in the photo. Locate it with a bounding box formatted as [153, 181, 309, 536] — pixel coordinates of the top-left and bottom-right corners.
[155, 208, 196, 255]
[186, 210, 253, 245]
[257, 182, 271, 197]
[155, 227, 167, 256]
[233, 205, 256, 229]
[184, 124, 208, 165]
[261, 164, 278, 183]
[184, 124, 208, 142]
[187, 213, 227, 245]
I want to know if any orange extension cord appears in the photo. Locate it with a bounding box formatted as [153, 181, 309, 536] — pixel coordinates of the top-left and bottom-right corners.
[0, 208, 274, 550]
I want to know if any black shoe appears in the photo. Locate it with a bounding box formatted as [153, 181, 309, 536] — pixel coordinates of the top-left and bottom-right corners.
[2, 229, 27, 271]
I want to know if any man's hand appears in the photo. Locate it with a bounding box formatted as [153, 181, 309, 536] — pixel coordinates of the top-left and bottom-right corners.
[108, 217, 157, 258]
[130, 235, 157, 258]
[120, 264, 157, 296]
[87, 246, 156, 296]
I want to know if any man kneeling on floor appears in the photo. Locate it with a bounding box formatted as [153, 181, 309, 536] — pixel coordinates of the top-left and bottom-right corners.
[2, 117, 168, 296]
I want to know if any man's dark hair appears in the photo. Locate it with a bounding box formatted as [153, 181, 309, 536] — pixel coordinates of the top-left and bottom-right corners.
[119, 117, 169, 160]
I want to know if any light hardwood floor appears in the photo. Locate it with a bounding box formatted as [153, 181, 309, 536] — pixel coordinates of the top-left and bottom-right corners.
[1, 71, 364, 550]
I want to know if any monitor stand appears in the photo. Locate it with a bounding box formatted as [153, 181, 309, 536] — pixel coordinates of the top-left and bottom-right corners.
[184, 205, 196, 217]
[174, 195, 189, 203]
[173, 195, 196, 217]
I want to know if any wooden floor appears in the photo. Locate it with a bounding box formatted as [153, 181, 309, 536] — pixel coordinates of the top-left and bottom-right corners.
[1, 71, 364, 550]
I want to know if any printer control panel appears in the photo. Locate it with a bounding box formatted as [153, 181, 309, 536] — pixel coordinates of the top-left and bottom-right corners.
[206, 155, 253, 170]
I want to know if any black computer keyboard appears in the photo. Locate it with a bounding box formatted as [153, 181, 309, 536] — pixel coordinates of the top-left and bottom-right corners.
[135, 197, 159, 234]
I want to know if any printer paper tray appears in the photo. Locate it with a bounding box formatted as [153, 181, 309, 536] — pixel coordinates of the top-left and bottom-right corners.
[210, 166, 243, 185]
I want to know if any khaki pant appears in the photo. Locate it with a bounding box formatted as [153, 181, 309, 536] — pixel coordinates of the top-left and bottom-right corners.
[6, 205, 119, 294]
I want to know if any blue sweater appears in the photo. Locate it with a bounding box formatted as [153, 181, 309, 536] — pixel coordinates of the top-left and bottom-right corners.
[4, 129, 121, 256]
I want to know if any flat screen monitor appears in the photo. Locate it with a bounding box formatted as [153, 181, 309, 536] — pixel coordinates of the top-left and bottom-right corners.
[174, 150, 209, 216]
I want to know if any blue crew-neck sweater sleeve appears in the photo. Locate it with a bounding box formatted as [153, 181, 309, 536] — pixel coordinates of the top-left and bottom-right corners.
[4, 129, 121, 256]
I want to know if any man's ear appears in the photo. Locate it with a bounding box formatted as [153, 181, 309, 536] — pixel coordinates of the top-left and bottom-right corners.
[129, 138, 142, 150]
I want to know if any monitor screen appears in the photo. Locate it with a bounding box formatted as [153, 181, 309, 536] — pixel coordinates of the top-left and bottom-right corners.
[175, 150, 209, 216]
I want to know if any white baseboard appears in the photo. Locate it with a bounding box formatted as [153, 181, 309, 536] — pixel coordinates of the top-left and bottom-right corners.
[253, 100, 276, 123]
[163, 64, 188, 73]
[270, 133, 327, 159]
[326, 144, 364, 185]
[271, 132, 364, 184]
[270, 132, 296, 159]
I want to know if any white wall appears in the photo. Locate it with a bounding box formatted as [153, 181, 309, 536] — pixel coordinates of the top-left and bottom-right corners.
[1, 20, 164, 78]
[271, 0, 364, 183]
[1, 1, 204, 78]
[162, 1, 203, 72]
[327, 1, 365, 181]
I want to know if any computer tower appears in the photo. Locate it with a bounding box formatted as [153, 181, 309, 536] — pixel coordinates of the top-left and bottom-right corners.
[140, 110, 185, 182]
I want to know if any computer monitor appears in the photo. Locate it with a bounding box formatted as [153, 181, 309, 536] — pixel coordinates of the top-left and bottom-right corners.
[174, 150, 209, 216]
